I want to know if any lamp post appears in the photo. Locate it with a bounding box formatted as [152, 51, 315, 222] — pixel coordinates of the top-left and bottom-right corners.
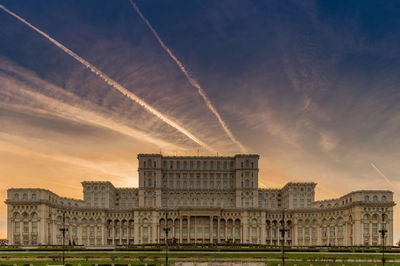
[379, 213, 387, 266]
[163, 208, 171, 266]
[279, 209, 288, 266]
[59, 210, 68, 266]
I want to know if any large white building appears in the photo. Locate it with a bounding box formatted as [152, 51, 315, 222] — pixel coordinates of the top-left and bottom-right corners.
[6, 154, 395, 247]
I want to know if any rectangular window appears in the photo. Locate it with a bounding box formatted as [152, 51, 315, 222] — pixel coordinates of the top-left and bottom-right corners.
[32, 222, 38, 233]
[23, 222, 29, 233]
[15, 222, 20, 233]
[203, 161, 207, 169]
[364, 223, 369, 235]
[372, 223, 378, 234]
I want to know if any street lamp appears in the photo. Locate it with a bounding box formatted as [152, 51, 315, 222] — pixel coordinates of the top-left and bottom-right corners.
[59, 210, 68, 266]
[163, 208, 171, 266]
[279, 209, 289, 266]
[379, 213, 387, 266]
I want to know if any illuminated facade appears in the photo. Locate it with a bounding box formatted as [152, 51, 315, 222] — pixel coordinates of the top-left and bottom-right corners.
[6, 154, 395, 246]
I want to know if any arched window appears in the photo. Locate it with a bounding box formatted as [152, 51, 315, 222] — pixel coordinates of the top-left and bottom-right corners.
[246, 160, 249, 168]
[32, 212, 38, 219]
[363, 214, 369, 220]
[364, 195, 369, 202]
[373, 195, 378, 202]
[14, 213, 20, 219]
[22, 193, 28, 200]
[245, 179, 249, 188]
[14, 193, 19, 200]
[148, 178, 152, 187]
[32, 194, 37, 200]
[148, 159, 152, 168]
[382, 195, 387, 201]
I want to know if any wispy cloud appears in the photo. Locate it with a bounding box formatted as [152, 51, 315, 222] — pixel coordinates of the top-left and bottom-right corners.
[0, 4, 216, 153]
[0, 66, 186, 152]
[128, 0, 246, 153]
[370, 162, 398, 190]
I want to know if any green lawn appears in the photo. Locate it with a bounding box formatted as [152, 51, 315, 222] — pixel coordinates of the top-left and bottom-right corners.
[0, 261, 400, 266]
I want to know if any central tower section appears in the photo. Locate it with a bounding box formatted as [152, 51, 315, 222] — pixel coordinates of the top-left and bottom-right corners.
[137, 154, 259, 209]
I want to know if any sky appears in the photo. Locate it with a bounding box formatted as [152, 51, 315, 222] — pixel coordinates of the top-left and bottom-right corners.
[0, 0, 399, 243]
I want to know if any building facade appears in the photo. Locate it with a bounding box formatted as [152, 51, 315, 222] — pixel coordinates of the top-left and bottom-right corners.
[5, 154, 395, 247]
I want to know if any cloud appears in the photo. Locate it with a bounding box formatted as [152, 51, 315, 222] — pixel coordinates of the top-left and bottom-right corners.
[0, 59, 187, 152]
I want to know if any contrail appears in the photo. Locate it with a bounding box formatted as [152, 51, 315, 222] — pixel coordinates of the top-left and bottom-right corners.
[370, 162, 398, 189]
[129, 0, 247, 153]
[0, 4, 216, 153]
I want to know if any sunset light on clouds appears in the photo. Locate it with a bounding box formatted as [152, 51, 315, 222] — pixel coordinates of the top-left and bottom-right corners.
[0, 0, 400, 243]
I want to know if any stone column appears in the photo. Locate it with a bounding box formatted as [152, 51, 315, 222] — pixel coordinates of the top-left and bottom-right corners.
[172, 220, 175, 241]
[369, 223, 372, 246]
[187, 216, 190, 243]
[112, 226, 115, 245]
[29, 221, 32, 245]
[134, 212, 140, 245]
[217, 218, 220, 244]
[102, 222, 105, 245]
[354, 219, 362, 246]
[119, 224, 122, 244]
[9, 219, 14, 245]
[209, 216, 213, 243]
[179, 217, 183, 244]
[52, 220, 57, 245]
[261, 213, 266, 244]
[317, 226, 322, 246]
[152, 215, 158, 244]
[224, 222, 227, 242]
